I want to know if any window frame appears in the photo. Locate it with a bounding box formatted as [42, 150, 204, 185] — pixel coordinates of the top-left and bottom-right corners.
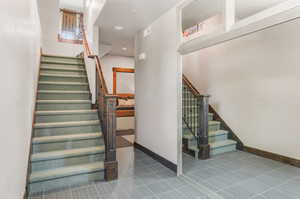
[58, 9, 83, 45]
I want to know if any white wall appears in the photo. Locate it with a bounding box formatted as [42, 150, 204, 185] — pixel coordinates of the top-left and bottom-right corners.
[135, 7, 180, 165]
[101, 55, 135, 93]
[84, 0, 106, 103]
[0, 0, 41, 198]
[37, 0, 83, 56]
[183, 18, 300, 160]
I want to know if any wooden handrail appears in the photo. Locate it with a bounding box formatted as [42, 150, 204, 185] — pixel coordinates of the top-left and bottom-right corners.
[182, 74, 200, 96]
[82, 28, 109, 95]
[95, 56, 109, 94]
[82, 25, 118, 180]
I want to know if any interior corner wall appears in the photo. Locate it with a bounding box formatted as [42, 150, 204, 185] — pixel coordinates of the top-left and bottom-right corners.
[37, 0, 83, 56]
[0, 0, 41, 198]
[183, 18, 300, 160]
[135, 7, 179, 165]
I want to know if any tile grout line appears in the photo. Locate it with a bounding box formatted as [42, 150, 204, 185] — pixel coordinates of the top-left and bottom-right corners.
[248, 175, 300, 199]
[182, 174, 225, 199]
[183, 151, 295, 198]
[187, 156, 287, 193]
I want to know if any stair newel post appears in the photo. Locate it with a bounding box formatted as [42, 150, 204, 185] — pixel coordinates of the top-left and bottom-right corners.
[103, 95, 118, 181]
[197, 95, 210, 160]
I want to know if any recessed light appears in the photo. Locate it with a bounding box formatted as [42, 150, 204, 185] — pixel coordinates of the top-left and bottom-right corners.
[122, 47, 127, 51]
[114, 26, 124, 30]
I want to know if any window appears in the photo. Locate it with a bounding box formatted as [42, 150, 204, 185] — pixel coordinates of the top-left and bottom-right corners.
[58, 9, 83, 44]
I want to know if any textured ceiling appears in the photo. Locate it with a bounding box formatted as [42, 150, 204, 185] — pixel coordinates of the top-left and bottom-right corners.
[60, 0, 84, 11]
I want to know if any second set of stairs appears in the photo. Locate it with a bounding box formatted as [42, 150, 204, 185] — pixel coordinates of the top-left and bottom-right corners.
[182, 81, 237, 158]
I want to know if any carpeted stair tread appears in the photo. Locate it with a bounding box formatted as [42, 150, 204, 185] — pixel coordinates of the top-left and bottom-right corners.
[32, 132, 102, 144]
[183, 130, 228, 140]
[43, 55, 83, 60]
[38, 90, 90, 94]
[29, 161, 104, 183]
[41, 66, 85, 72]
[40, 73, 87, 78]
[36, 109, 97, 115]
[34, 120, 100, 128]
[37, 99, 91, 104]
[41, 60, 84, 65]
[187, 120, 220, 127]
[38, 81, 88, 86]
[31, 146, 105, 162]
[188, 139, 237, 151]
[210, 139, 237, 149]
[184, 112, 213, 117]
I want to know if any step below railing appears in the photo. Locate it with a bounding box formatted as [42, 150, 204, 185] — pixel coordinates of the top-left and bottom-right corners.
[182, 75, 210, 159]
[82, 27, 118, 180]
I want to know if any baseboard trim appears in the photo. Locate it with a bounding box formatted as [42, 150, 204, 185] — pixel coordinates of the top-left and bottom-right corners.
[23, 188, 28, 199]
[244, 146, 300, 168]
[134, 142, 177, 173]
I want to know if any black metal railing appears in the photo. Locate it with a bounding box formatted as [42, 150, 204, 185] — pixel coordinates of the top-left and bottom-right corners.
[182, 75, 210, 159]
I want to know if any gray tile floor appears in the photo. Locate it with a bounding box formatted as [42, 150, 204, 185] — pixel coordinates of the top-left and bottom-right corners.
[183, 151, 300, 199]
[31, 147, 300, 199]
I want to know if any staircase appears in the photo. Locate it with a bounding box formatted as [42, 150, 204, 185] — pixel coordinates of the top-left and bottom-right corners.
[28, 55, 106, 195]
[182, 76, 237, 158]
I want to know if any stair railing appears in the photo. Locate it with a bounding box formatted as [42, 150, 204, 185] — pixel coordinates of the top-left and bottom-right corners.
[182, 75, 210, 159]
[82, 27, 118, 180]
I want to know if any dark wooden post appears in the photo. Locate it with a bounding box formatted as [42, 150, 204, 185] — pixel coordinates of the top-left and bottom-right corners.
[104, 95, 118, 181]
[197, 95, 210, 159]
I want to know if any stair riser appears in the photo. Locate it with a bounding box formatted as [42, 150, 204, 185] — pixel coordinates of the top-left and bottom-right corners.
[32, 139, 104, 153]
[40, 69, 86, 76]
[188, 134, 228, 146]
[37, 93, 90, 100]
[38, 84, 89, 91]
[211, 144, 237, 156]
[183, 123, 220, 131]
[31, 153, 105, 172]
[36, 113, 98, 123]
[29, 170, 104, 195]
[184, 115, 213, 121]
[42, 57, 84, 64]
[39, 76, 88, 83]
[37, 103, 91, 111]
[34, 125, 101, 137]
[42, 63, 85, 70]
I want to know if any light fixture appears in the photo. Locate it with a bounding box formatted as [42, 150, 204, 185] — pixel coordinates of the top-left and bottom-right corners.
[114, 26, 124, 30]
[122, 47, 127, 51]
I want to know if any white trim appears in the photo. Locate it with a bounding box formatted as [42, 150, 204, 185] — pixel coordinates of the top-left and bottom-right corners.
[176, 3, 183, 176]
[234, 0, 300, 30]
[179, 4, 300, 55]
[223, 0, 235, 31]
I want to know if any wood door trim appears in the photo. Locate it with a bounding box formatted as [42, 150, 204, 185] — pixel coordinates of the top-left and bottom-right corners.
[112, 67, 134, 95]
